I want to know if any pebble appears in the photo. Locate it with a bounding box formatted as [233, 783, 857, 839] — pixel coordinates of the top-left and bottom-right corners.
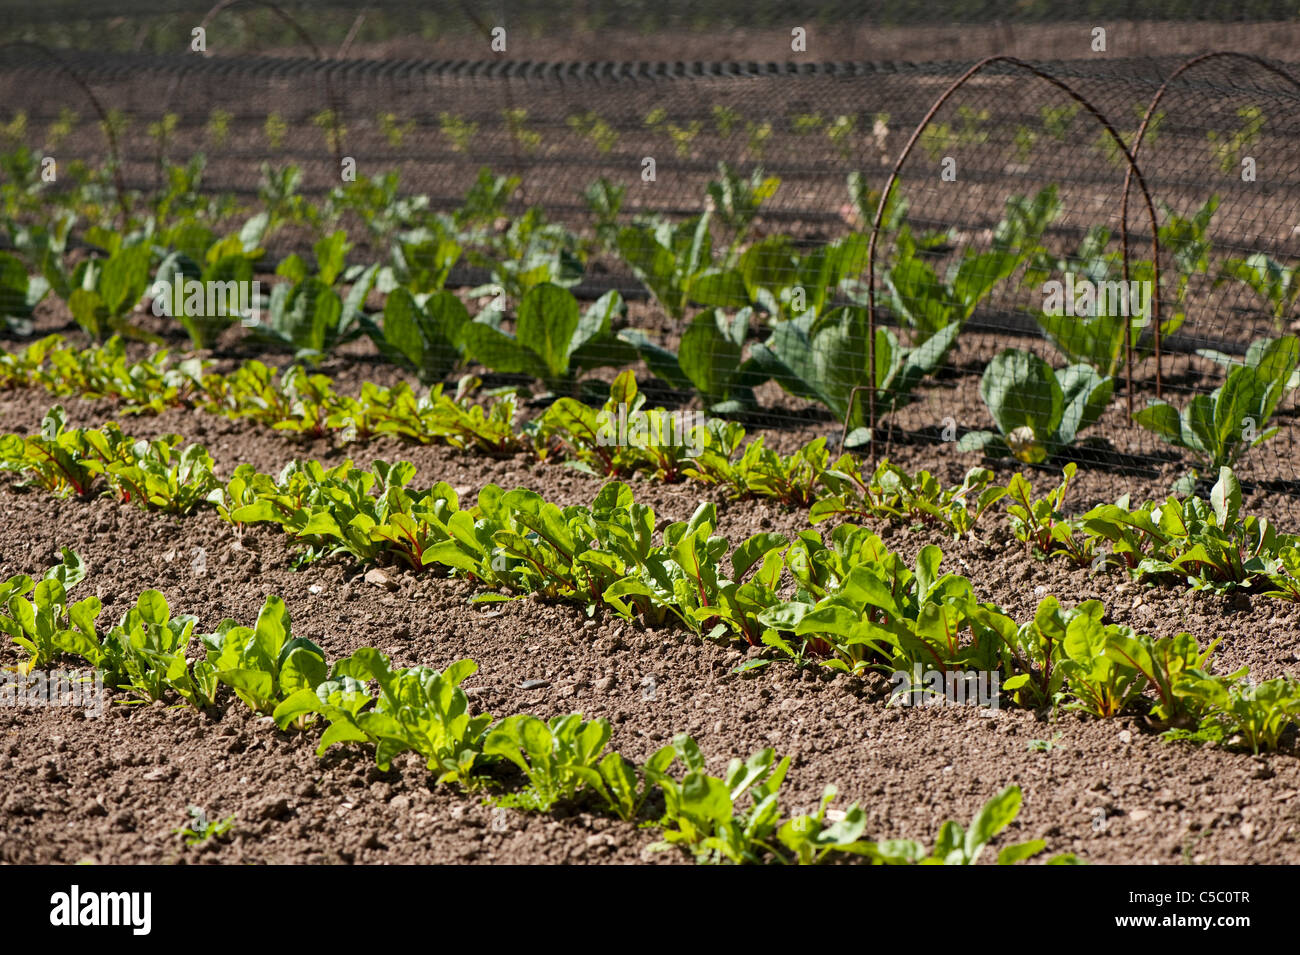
[365, 568, 399, 591]
[518, 679, 551, 690]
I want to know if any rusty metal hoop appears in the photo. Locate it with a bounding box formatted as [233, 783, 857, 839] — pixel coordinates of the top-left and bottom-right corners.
[862, 55, 1164, 462]
[0, 41, 131, 225]
[1119, 50, 1300, 402]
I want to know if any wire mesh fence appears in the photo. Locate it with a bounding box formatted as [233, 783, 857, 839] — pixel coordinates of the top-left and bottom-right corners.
[1, 5, 1300, 515]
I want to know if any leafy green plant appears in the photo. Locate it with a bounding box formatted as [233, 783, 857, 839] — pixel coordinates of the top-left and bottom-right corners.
[958, 350, 1113, 463]
[1265, 546, 1300, 602]
[1080, 468, 1291, 591]
[685, 424, 829, 505]
[0, 408, 218, 513]
[249, 235, 376, 362]
[0, 251, 49, 334]
[317, 650, 490, 783]
[752, 305, 959, 442]
[581, 177, 626, 253]
[738, 232, 869, 322]
[327, 172, 431, 247]
[466, 206, 584, 300]
[0, 547, 89, 673]
[1029, 214, 1195, 377]
[813, 458, 1004, 537]
[1032, 234, 1154, 378]
[461, 285, 632, 393]
[110, 590, 215, 709]
[592, 752, 662, 822]
[977, 595, 1070, 708]
[0, 405, 113, 497]
[377, 111, 415, 148]
[1053, 602, 1144, 718]
[485, 713, 614, 811]
[103, 436, 219, 515]
[793, 535, 985, 674]
[705, 162, 780, 260]
[534, 371, 708, 482]
[201, 595, 328, 715]
[152, 233, 263, 350]
[222, 459, 458, 569]
[1104, 629, 1219, 724]
[675, 307, 762, 411]
[1206, 105, 1264, 174]
[502, 108, 541, 154]
[1175, 672, 1300, 754]
[368, 289, 470, 385]
[439, 113, 477, 153]
[1217, 253, 1299, 330]
[646, 736, 789, 865]
[870, 785, 1058, 865]
[616, 213, 749, 321]
[374, 228, 462, 296]
[66, 243, 152, 342]
[1135, 335, 1297, 472]
[1001, 464, 1096, 565]
[776, 787, 875, 864]
[884, 223, 1025, 345]
[567, 112, 619, 154]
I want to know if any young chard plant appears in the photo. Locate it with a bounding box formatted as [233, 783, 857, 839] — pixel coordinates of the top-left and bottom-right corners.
[1217, 252, 1299, 330]
[0, 547, 90, 673]
[315, 650, 490, 784]
[645, 736, 790, 865]
[1135, 335, 1297, 476]
[484, 713, 615, 811]
[869, 785, 1067, 865]
[201, 595, 329, 715]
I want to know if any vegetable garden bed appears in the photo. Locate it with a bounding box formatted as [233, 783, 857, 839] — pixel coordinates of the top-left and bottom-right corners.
[3, 24, 1300, 867]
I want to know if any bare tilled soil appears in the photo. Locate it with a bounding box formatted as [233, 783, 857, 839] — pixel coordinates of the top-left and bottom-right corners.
[2, 336, 1300, 865]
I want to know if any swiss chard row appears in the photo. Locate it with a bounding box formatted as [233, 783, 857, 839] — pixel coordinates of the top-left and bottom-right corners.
[1004, 464, 1300, 600]
[7, 397, 1300, 614]
[0, 338, 1011, 517]
[0, 552, 1072, 865]
[4, 412, 1290, 752]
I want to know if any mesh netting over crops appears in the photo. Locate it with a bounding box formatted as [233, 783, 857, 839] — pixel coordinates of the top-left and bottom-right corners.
[2, 4, 1300, 511]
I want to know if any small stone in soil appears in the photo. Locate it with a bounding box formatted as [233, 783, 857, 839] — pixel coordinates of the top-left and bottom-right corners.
[365, 568, 399, 590]
[518, 679, 551, 690]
